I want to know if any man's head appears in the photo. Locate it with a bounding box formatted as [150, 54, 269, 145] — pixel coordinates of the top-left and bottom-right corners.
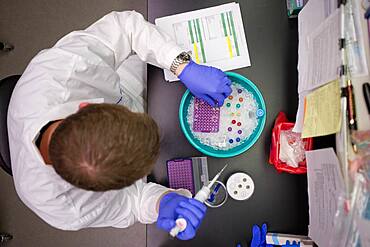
[49, 103, 160, 191]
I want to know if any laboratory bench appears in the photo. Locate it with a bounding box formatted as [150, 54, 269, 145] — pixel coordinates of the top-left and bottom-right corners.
[147, 0, 310, 246]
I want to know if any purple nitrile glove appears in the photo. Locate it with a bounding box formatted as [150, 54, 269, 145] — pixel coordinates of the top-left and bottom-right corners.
[178, 60, 232, 107]
[250, 224, 273, 247]
[157, 192, 207, 240]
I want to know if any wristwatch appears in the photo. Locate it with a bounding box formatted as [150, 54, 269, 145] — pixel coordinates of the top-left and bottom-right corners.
[170, 52, 191, 74]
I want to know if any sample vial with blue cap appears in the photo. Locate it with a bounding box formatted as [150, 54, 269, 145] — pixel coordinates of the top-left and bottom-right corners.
[256, 108, 265, 117]
[205, 180, 228, 208]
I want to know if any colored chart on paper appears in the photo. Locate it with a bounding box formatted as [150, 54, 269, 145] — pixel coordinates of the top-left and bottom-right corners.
[155, 3, 251, 82]
[173, 11, 240, 64]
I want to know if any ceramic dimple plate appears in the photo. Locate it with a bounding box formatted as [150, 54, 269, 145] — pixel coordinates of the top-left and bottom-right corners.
[226, 172, 254, 201]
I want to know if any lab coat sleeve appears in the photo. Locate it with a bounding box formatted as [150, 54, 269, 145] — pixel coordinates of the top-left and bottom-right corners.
[126, 180, 169, 224]
[55, 11, 183, 71]
[126, 180, 193, 225]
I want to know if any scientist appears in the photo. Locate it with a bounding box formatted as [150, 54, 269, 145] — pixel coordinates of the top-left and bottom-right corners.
[8, 11, 232, 240]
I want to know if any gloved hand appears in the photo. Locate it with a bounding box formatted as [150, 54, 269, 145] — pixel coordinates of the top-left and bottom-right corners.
[250, 224, 273, 247]
[283, 240, 300, 247]
[178, 60, 232, 107]
[250, 224, 301, 247]
[157, 192, 207, 240]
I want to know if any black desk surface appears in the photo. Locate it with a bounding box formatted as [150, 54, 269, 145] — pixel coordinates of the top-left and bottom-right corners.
[147, 1, 308, 246]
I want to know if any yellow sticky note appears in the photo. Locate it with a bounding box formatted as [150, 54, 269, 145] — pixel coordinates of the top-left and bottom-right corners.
[302, 80, 341, 138]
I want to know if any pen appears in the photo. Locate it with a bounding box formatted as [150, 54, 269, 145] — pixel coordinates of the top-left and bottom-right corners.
[365, 7, 370, 42]
[346, 80, 357, 153]
[365, 7, 370, 19]
[347, 80, 357, 131]
[363, 83, 370, 114]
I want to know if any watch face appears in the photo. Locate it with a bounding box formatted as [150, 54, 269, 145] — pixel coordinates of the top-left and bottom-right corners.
[180, 52, 191, 61]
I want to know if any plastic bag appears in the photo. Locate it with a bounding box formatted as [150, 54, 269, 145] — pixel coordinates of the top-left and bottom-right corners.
[279, 129, 306, 168]
[269, 112, 313, 174]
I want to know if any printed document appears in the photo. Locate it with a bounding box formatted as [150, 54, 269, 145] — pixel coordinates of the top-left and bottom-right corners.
[357, 218, 370, 247]
[155, 3, 250, 81]
[298, 9, 341, 93]
[294, 0, 339, 132]
[306, 148, 345, 247]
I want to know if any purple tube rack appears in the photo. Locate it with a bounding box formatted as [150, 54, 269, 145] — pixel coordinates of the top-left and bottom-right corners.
[193, 98, 220, 133]
[167, 159, 195, 195]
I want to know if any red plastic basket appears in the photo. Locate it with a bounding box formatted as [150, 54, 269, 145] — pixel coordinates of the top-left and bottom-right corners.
[268, 112, 313, 174]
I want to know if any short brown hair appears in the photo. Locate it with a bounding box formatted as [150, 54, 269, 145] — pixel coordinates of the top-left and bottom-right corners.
[49, 103, 160, 191]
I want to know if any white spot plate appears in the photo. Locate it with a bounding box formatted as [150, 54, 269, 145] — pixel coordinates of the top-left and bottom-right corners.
[226, 172, 254, 201]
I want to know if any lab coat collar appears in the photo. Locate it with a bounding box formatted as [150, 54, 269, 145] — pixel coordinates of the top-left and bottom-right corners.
[31, 98, 105, 142]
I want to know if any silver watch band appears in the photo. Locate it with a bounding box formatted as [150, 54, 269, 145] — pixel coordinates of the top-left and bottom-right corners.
[170, 52, 191, 74]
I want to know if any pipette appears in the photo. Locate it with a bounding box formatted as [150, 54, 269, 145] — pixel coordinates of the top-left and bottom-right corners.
[169, 164, 229, 237]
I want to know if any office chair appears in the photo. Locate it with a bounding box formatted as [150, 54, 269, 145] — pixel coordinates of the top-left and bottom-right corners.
[0, 42, 14, 52]
[0, 75, 20, 176]
[0, 233, 12, 243]
[0, 75, 19, 244]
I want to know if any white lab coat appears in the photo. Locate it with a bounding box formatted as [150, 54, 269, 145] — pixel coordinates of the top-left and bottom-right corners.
[7, 11, 185, 230]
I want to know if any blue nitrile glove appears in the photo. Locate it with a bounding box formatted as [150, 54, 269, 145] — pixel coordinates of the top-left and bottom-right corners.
[178, 60, 232, 107]
[282, 240, 300, 247]
[157, 192, 207, 240]
[250, 224, 273, 247]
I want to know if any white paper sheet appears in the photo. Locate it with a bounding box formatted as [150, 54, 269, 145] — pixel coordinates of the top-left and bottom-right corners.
[357, 218, 370, 247]
[306, 148, 345, 247]
[294, 0, 341, 132]
[155, 3, 251, 82]
[292, 90, 310, 133]
[299, 9, 341, 93]
[297, 0, 337, 94]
